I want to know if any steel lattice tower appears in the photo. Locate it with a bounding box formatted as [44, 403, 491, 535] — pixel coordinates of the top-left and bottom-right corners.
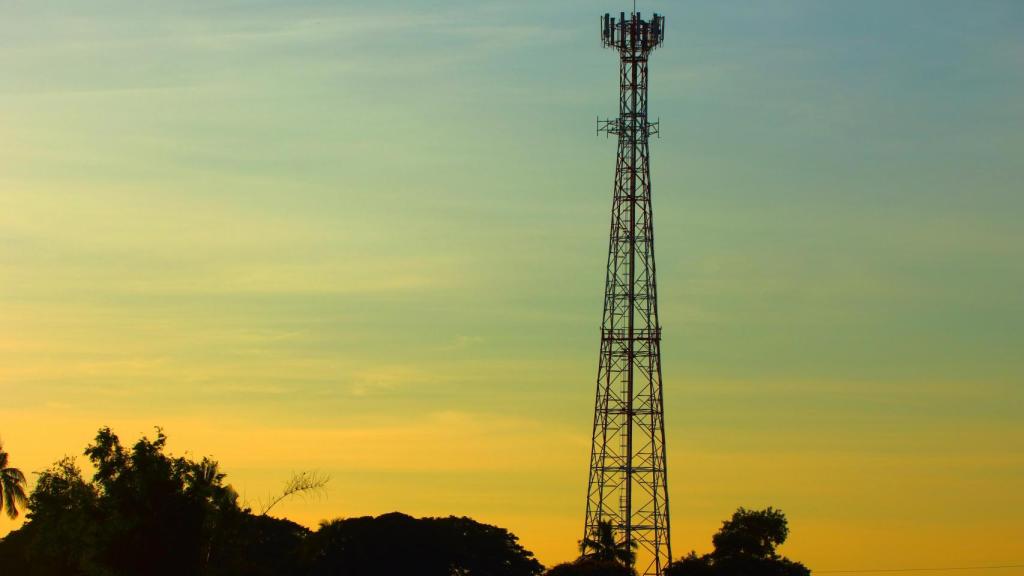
[584, 11, 670, 576]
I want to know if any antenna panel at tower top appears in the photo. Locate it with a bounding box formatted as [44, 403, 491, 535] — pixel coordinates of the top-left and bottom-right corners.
[601, 12, 665, 53]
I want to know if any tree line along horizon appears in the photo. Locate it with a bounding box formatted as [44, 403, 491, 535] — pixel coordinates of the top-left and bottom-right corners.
[0, 427, 810, 576]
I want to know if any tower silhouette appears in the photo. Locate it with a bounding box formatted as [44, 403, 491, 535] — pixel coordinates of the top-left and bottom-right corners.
[583, 11, 671, 576]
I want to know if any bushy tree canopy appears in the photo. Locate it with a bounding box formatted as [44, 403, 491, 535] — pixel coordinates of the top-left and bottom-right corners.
[664, 508, 809, 576]
[711, 507, 789, 560]
[0, 427, 249, 576]
[306, 512, 544, 576]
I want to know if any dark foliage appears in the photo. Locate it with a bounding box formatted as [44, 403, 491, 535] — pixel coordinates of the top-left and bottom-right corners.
[207, 513, 310, 576]
[546, 558, 635, 576]
[305, 511, 544, 576]
[0, 428, 249, 576]
[711, 507, 789, 560]
[0, 427, 544, 576]
[664, 553, 715, 576]
[17, 457, 98, 574]
[664, 508, 809, 576]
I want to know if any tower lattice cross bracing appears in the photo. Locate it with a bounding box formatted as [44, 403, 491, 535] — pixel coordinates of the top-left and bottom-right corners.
[584, 11, 671, 576]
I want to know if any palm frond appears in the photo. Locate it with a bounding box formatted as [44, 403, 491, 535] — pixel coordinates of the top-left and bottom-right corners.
[1, 467, 28, 519]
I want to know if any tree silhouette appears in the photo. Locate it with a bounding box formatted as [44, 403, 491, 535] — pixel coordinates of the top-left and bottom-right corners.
[712, 507, 789, 560]
[0, 426, 546, 576]
[0, 427, 247, 576]
[547, 557, 635, 576]
[579, 520, 636, 566]
[0, 441, 28, 520]
[305, 512, 543, 576]
[83, 426, 250, 576]
[19, 457, 98, 575]
[664, 508, 809, 576]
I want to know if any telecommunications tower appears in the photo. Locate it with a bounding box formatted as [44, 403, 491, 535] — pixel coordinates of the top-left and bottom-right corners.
[583, 11, 671, 576]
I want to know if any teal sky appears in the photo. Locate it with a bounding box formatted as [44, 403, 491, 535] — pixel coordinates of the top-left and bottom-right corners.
[2, 0, 1023, 569]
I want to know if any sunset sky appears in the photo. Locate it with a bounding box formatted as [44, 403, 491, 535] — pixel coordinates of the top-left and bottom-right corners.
[2, 0, 1022, 571]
